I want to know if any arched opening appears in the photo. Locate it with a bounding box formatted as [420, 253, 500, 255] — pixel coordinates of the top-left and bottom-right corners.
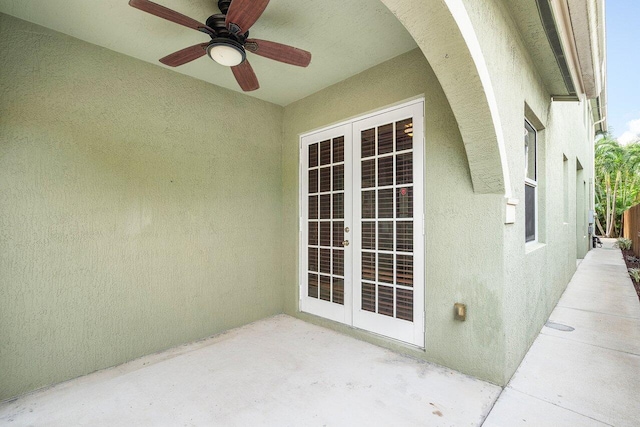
[380, 0, 511, 197]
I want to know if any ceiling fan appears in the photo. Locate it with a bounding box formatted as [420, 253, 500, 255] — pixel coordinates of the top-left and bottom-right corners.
[129, 0, 312, 91]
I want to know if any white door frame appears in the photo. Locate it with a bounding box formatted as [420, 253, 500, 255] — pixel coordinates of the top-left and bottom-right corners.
[299, 123, 352, 324]
[350, 101, 425, 347]
[299, 98, 425, 348]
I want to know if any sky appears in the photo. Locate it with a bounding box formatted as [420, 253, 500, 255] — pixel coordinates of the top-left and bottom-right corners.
[606, 0, 640, 144]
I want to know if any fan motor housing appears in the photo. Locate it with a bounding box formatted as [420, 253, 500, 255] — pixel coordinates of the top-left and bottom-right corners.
[218, 0, 232, 15]
[206, 14, 228, 33]
[206, 13, 248, 42]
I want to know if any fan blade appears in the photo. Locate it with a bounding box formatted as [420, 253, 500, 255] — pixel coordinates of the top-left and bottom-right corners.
[159, 43, 209, 67]
[225, 0, 270, 35]
[129, 0, 214, 34]
[245, 39, 311, 67]
[231, 60, 260, 91]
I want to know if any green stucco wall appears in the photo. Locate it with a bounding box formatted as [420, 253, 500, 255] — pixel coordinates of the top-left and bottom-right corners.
[460, 0, 595, 381]
[0, 14, 284, 400]
[281, 0, 594, 385]
[282, 48, 508, 384]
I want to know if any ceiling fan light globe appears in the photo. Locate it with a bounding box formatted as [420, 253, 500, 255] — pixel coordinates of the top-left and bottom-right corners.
[207, 40, 245, 67]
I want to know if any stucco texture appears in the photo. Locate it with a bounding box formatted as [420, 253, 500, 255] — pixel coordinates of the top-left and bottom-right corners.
[282, 48, 508, 384]
[282, 0, 594, 385]
[460, 0, 594, 380]
[0, 14, 283, 400]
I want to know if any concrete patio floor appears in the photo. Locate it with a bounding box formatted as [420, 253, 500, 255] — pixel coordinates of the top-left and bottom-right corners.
[0, 315, 501, 426]
[1, 239, 639, 426]
[484, 239, 640, 427]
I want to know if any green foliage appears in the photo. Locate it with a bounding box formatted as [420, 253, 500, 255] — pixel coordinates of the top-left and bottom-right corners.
[594, 135, 640, 237]
[628, 268, 640, 282]
[615, 237, 633, 250]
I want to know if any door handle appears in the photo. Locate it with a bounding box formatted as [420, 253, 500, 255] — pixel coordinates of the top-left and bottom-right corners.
[342, 240, 350, 247]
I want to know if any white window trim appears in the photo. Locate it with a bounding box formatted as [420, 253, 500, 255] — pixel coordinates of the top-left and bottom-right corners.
[525, 118, 538, 244]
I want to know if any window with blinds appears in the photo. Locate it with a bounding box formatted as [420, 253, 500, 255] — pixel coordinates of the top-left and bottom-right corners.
[360, 118, 414, 321]
[300, 99, 425, 347]
[525, 119, 537, 243]
[307, 136, 345, 305]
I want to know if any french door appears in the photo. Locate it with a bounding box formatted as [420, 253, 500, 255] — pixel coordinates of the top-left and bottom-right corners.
[300, 100, 425, 347]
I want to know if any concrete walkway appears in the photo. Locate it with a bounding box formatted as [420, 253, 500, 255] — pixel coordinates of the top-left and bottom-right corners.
[484, 239, 640, 427]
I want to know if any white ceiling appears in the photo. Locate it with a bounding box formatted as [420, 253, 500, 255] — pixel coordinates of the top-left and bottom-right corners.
[0, 0, 418, 105]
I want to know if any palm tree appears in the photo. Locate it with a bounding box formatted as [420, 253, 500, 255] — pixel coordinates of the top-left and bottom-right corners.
[617, 143, 640, 235]
[595, 135, 640, 237]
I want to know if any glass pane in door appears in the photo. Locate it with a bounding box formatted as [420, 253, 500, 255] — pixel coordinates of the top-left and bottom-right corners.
[307, 137, 345, 305]
[360, 118, 415, 321]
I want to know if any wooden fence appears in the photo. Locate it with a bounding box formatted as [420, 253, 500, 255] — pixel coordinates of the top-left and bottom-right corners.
[623, 204, 640, 257]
